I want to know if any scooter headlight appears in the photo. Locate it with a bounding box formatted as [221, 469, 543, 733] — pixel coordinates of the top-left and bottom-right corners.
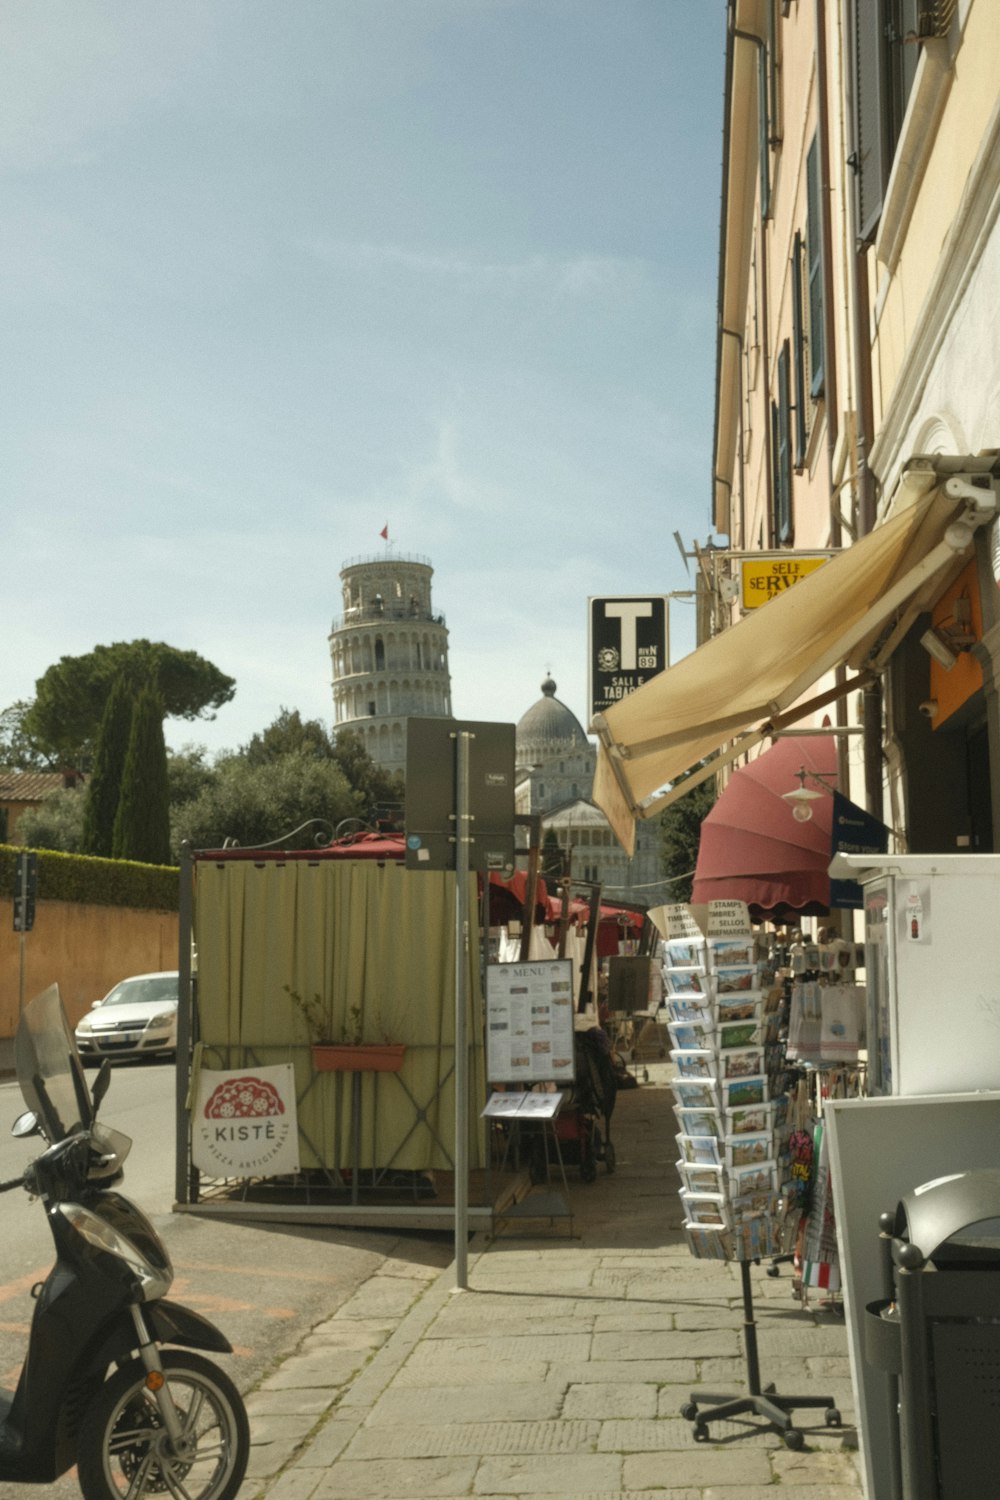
[58, 1204, 172, 1301]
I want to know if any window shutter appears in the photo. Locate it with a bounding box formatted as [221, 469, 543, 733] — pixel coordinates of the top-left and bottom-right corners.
[853, 0, 890, 245]
[806, 137, 826, 400]
[791, 231, 807, 468]
[773, 343, 792, 544]
[758, 43, 771, 218]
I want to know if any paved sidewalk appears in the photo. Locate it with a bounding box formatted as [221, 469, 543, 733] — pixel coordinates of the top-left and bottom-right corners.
[244, 1066, 866, 1499]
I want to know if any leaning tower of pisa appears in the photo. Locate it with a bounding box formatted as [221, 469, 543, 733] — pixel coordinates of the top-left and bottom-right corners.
[329, 552, 453, 775]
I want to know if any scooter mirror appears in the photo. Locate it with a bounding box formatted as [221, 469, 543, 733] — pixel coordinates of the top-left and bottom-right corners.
[11, 1111, 40, 1140]
[91, 1060, 112, 1115]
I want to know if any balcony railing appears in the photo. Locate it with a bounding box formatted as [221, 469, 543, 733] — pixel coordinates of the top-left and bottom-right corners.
[330, 605, 447, 632]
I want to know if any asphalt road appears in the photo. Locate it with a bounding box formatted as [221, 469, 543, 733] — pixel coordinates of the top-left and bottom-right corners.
[0, 1057, 453, 1497]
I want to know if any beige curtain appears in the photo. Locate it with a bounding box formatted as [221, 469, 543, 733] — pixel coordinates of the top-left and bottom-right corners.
[194, 858, 486, 1172]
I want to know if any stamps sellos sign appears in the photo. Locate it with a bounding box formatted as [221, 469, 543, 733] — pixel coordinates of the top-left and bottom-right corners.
[192, 1063, 300, 1177]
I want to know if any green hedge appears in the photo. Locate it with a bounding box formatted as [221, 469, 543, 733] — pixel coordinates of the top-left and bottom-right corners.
[0, 845, 178, 912]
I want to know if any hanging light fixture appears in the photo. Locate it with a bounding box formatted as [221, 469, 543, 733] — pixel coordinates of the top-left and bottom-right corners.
[781, 767, 833, 823]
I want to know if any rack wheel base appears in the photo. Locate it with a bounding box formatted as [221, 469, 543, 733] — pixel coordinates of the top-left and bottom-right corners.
[605, 1141, 617, 1174]
[692, 1420, 709, 1442]
[824, 1408, 842, 1427]
[782, 1427, 804, 1450]
[580, 1157, 597, 1183]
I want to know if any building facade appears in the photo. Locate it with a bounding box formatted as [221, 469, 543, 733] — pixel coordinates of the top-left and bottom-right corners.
[514, 677, 663, 900]
[705, 0, 1000, 854]
[329, 553, 453, 775]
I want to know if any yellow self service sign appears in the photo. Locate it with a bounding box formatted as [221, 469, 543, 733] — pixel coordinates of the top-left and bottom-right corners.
[740, 552, 832, 609]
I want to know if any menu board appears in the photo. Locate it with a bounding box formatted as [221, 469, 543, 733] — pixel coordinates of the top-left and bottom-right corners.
[485, 960, 576, 1083]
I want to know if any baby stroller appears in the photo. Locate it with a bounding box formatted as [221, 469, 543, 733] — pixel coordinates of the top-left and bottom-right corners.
[529, 1028, 618, 1184]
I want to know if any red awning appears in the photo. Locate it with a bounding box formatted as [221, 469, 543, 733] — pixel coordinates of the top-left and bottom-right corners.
[691, 734, 839, 921]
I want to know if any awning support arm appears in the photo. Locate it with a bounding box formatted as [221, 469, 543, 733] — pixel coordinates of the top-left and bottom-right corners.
[634, 671, 874, 820]
[608, 534, 970, 767]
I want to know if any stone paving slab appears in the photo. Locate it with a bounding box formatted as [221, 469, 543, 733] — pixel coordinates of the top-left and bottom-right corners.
[623, 1446, 774, 1488]
[591, 1328, 739, 1361]
[562, 1380, 658, 1419]
[405, 1331, 595, 1365]
[473, 1451, 624, 1493]
[364, 1380, 567, 1426]
[344, 1418, 601, 1459]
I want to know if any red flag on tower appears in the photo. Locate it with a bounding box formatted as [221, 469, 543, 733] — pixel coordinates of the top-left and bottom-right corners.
[380, 524, 389, 541]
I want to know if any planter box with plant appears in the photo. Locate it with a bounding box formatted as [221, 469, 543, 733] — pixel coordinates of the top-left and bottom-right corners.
[285, 989, 406, 1072]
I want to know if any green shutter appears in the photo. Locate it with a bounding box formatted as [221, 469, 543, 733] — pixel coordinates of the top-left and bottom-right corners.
[758, 43, 771, 218]
[806, 137, 826, 400]
[791, 231, 807, 468]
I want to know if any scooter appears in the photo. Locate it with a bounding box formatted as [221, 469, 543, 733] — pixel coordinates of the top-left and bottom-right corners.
[0, 984, 250, 1499]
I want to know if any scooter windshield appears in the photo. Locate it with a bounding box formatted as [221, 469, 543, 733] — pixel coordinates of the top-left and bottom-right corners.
[15, 985, 94, 1143]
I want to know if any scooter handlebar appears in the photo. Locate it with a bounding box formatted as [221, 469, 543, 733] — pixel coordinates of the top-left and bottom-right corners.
[0, 1174, 28, 1193]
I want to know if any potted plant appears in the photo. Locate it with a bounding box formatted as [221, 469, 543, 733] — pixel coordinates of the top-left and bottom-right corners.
[284, 990, 406, 1073]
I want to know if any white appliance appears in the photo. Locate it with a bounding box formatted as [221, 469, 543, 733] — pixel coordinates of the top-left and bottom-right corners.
[829, 853, 1000, 1096]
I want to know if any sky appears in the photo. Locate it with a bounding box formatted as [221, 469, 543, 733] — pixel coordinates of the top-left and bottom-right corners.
[2, 0, 727, 759]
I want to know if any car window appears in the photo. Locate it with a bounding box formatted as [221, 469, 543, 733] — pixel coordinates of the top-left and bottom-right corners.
[103, 977, 179, 1007]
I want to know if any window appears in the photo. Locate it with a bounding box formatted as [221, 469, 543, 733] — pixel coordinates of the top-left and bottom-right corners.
[852, 0, 923, 245]
[805, 136, 826, 399]
[791, 231, 808, 468]
[772, 341, 793, 544]
[757, 42, 771, 218]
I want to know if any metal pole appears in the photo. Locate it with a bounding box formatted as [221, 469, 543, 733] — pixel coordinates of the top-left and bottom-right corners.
[17, 854, 28, 1014]
[454, 731, 472, 1290]
[175, 845, 194, 1206]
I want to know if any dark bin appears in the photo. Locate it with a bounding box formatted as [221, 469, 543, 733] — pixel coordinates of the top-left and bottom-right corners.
[867, 1168, 1000, 1500]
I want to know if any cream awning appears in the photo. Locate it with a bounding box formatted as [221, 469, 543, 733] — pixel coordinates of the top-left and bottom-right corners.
[594, 464, 997, 853]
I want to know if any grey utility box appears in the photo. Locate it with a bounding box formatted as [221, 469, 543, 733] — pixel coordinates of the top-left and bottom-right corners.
[865, 1169, 1000, 1499]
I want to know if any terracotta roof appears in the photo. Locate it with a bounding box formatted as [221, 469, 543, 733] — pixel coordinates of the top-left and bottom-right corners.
[0, 770, 84, 801]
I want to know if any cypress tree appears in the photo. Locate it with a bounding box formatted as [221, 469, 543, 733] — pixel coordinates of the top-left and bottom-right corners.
[112, 683, 172, 865]
[81, 673, 133, 857]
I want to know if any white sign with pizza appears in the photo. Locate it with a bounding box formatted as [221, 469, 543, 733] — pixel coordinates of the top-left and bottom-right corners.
[192, 1063, 300, 1177]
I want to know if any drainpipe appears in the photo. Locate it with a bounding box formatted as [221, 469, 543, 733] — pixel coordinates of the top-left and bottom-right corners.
[839, 1, 883, 819]
[732, 21, 773, 547]
[720, 327, 747, 546]
[814, 0, 852, 796]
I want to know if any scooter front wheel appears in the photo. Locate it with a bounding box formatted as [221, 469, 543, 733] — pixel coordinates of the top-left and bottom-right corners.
[77, 1349, 249, 1500]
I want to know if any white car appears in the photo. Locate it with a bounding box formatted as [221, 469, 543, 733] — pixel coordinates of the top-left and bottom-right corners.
[75, 971, 180, 1063]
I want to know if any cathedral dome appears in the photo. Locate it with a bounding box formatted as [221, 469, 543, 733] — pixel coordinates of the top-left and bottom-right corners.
[515, 677, 590, 771]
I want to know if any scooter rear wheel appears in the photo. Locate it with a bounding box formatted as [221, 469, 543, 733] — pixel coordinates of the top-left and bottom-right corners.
[77, 1349, 249, 1500]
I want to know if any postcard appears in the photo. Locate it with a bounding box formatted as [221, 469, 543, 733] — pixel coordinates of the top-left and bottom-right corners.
[677, 1161, 725, 1193]
[674, 1106, 722, 1138]
[665, 968, 706, 997]
[714, 965, 761, 995]
[667, 1019, 716, 1051]
[718, 1019, 762, 1050]
[730, 1190, 780, 1221]
[681, 1191, 728, 1228]
[720, 1046, 764, 1079]
[722, 1074, 767, 1109]
[715, 993, 763, 1024]
[725, 1132, 774, 1168]
[671, 1047, 715, 1079]
[708, 937, 756, 968]
[667, 995, 713, 1024]
[671, 1077, 718, 1110]
[683, 1222, 734, 1261]
[665, 936, 707, 968]
[728, 1159, 777, 1196]
[726, 1103, 774, 1136]
[676, 1133, 722, 1166]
